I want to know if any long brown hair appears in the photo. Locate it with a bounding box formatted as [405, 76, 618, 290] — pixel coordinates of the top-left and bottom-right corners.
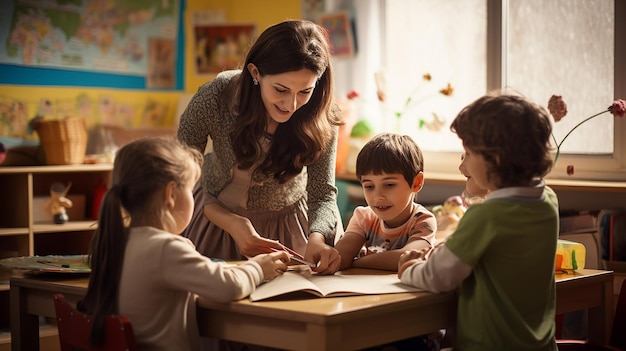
[78, 137, 201, 347]
[225, 20, 341, 183]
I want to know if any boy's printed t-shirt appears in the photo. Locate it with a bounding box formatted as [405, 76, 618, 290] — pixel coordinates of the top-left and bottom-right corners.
[445, 184, 559, 351]
[346, 202, 437, 256]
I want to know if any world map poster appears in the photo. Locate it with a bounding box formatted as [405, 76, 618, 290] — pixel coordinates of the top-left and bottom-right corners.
[0, 0, 179, 77]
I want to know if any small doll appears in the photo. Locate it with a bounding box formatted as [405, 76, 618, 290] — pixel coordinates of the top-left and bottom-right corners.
[44, 182, 73, 224]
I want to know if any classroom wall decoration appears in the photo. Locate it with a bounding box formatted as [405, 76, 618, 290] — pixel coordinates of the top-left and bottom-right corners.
[0, 0, 179, 78]
[0, 87, 180, 145]
[317, 12, 355, 59]
[0, 0, 184, 90]
[193, 23, 256, 75]
[301, 0, 326, 22]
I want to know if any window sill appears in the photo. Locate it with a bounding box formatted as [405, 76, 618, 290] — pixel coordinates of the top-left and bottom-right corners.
[336, 171, 626, 193]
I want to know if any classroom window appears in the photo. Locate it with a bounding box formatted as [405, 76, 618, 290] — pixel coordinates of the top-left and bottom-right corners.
[377, 0, 625, 180]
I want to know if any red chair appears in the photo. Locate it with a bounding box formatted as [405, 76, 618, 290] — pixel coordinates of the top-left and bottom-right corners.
[53, 293, 137, 351]
[557, 279, 626, 351]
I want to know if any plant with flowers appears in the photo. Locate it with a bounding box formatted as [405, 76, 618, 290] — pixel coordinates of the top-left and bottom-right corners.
[375, 72, 453, 132]
[547, 95, 626, 175]
[396, 74, 454, 131]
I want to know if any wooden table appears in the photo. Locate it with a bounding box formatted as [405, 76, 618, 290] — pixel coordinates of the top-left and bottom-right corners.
[10, 269, 614, 351]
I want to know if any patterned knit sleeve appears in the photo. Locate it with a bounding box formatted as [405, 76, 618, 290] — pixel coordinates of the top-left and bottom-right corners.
[177, 71, 238, 153]
[306, 105, 341, 246]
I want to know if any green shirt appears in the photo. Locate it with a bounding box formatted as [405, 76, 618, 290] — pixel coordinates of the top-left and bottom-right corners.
[445, 185, 559, 350]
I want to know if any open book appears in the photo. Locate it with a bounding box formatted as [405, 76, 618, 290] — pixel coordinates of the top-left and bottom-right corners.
[250, 271, 423, 301]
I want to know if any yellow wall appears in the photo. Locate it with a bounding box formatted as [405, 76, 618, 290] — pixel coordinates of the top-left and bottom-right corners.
[0, 86, 181, 142]
[184, 0, 301, 93]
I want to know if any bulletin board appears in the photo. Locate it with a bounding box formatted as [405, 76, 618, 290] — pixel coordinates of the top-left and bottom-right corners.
[0, 0, 184, 90]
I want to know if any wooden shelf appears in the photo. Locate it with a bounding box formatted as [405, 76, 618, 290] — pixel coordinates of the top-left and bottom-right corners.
[0, 228, 28, 236]
[0, 164, 112, 349]
[33, 221, 98, 233]
[0, 163, 112, 174]
[544, 178, 626, 193]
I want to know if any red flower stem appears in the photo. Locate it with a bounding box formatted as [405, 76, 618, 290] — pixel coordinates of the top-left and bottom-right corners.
[552, 133, 560, 164]
[554, 109, 609, 164]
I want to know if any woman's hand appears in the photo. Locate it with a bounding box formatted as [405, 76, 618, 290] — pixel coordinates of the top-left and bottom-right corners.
[206, 206, 284, 257]
[305, 232, 341, 275]
[250, 251, 290, 280]
[233, 231, 287, 258]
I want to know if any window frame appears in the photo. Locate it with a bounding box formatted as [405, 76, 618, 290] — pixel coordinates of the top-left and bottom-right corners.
[388, 0, 626, 181]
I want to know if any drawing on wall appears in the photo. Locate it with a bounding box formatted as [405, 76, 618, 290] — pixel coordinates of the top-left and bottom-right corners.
[142, 99, 170, 126]
[0, 96, 28, 138]
[147, 37, 176, 88]
[318, 12, 355, 59]
[98, 96, 136, 127]
[194, 23, 256, 75]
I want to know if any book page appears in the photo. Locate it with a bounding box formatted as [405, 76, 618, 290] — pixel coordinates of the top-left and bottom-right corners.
[310, 274, 422, 296]
[250, 272, 423, 301]
[251, 273, 324, 301]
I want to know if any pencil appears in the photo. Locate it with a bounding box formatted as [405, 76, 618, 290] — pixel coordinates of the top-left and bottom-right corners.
[258, 246, 316, 267]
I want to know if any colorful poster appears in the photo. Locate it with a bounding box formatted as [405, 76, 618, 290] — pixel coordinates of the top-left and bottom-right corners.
[194, 23, 256, 75]
[0, 0, 179, 76]
[318, 12, 355, 59]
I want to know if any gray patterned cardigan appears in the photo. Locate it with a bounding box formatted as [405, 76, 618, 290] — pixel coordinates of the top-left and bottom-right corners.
[177, 70, 339, 245]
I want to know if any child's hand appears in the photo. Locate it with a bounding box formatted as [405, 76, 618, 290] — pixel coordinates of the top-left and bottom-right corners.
[397, 242, 445, 278]
[251, 251, 289, 280]
[424, 241, 445, 260]
[397, 249, 424, 278]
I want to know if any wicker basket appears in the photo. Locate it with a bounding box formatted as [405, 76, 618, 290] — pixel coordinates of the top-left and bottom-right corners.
[36, 117, 88, 165]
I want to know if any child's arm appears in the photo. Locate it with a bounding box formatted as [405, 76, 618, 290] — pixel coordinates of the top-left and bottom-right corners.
[334, 232, 366, 271]
[398, 249, 424, 277]
[397, 240, 445, 277]
[351, 238, 431, 271]
[351, 210, 437, 271]
[398, 244, 471, 292]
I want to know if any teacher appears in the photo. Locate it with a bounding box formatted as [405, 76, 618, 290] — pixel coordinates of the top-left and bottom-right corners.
[177, 20, 342, 274]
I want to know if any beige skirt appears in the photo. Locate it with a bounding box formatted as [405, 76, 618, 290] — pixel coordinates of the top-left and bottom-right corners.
[182, 181, 309, 260]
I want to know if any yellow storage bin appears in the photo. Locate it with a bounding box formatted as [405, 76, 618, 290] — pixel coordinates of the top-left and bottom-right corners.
[556, 239, 586, 271]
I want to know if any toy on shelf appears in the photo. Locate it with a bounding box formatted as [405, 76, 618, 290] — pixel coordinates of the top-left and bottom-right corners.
[44, 182, 73, 224]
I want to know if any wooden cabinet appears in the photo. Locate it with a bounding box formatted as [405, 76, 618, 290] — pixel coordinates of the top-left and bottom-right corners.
[0, 164, 112, 349]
